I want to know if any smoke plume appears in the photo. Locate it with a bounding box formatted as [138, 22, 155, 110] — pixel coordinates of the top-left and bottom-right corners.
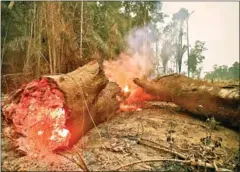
[103, 25, 158, 91]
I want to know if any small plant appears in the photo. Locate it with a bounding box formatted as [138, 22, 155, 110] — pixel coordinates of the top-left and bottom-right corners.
[166, 121, 177, 148]
[200, 135, 212, 146]
[198, 117, 223, 171]
[161, 161, 192, 172]
[234, 149, 240, 171]
[206, 117, 221, 131]
[200, 117, 223, 149]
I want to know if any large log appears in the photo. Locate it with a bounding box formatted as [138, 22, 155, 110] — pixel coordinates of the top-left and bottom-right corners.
[2, 61, 120, 155]
[133, 74, 240, 128]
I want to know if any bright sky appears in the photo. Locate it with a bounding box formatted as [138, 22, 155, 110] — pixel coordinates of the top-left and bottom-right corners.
[162, 2, 239, 74]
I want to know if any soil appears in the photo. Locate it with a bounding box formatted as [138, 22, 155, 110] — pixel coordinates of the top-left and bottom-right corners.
[1, 102, 239, 171]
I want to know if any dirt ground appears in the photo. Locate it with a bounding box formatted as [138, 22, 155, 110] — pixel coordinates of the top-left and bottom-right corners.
[1, 102, 239, 171]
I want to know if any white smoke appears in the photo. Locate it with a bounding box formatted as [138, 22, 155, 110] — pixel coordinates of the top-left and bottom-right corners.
[104, 24, 158, 90]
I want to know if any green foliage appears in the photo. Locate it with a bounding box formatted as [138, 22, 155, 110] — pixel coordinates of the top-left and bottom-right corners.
[204, 62, 239, 81]
[161, 161, 192, 172]
[234, 149, 240, 171]
[229, 61, 240, 79]
[206, 117, 221, 130]
[2, 1, 215, 85]
[188, 40, 207, 78]
[1, 2, 33, 41]
[1, 1, 164, 77]
[173, 8, 190, 22]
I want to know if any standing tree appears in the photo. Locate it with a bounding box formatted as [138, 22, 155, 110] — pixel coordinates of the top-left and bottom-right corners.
[1, 1, 165, 93]
[159, 20, 178, 74]
[229, 61, 239, 80]
[186, 11, 194, 77]
[188, 40, 207, 78]
[172, 8, 189, 73]
[205, 62, 239, 81]
[160, 40, 173, 74]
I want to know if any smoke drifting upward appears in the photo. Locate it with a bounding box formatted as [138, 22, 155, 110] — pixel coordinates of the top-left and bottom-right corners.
[103, 25, 158, 91]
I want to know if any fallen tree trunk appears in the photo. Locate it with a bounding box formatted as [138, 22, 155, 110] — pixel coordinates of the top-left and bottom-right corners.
[133, 74, 240, 128]
[2, 61, 120, 156]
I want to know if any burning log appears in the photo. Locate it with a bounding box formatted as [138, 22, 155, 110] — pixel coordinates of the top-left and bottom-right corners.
[2, 61, 120, 156]
[134, 74, 240, 128]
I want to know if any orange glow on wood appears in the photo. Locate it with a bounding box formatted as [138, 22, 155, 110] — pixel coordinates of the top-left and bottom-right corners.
[3, 78, 71, 156]
[119, 87, 158, 112]
[58, 129, 69, 138]
[37, 130, 44, 136]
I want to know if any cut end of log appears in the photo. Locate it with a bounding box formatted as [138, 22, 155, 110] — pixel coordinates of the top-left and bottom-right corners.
[3, 77, 71, 157]
[2, 61, 121, 156]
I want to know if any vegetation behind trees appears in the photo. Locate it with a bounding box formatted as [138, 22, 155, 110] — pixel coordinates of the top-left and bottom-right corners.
[204, 62, 239, 81]
[1, 1, 238, 93]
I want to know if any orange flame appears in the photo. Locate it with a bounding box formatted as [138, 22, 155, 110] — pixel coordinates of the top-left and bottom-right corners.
[123, 85, 130, 93]
[37, 130, 44, 136]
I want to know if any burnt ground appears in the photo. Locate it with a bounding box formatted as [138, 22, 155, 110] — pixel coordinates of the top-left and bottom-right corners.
[1, 102, 239, 171]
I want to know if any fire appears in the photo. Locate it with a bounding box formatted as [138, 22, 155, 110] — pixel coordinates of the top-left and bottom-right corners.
[119, 87, 156, 112]
[37, 130, 44, 136]
[103, 25, 158, 112]
[120, 104, 139, 112]
[123, 85, 130, 93]
[57, 128, 69, 138]
[3, 78, 71, 156]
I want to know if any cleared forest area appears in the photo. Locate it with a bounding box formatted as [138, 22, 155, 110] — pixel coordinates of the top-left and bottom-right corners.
[1, 1, 239, 172]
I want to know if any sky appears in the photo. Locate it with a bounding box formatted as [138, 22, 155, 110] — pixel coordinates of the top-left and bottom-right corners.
[161, 2, 239, 74]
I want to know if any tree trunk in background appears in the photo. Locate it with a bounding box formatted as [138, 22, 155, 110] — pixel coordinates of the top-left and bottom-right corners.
[79, 0, 83, 59]
[187, 19, 190, 77]
[23, 19, 34, 73]
[177, 23, 185, 74]
[163, 61, 167, 75]
[134, 74, 240, 128]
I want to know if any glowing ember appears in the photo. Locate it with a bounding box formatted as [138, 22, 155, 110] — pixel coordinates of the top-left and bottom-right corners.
[3, 78, 71, 156]
[123, 85, 130, 93]
[120, 104, 139, 112]
[125, 87, 155, 104]
[103, 26, 158, 112]
[119, 87, 157, 112]
[50, 108, 65, 119]
[49, 135, 56, 141]
[57, 128, 69, 138]
[37, 130, 44, 136]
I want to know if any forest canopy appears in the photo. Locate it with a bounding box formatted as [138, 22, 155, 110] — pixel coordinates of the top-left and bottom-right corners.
[1, 1, 238, 93]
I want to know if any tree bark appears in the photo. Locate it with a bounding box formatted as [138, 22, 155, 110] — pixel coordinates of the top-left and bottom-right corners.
[46, 61, 120, 145]
[3, 61, 120, 153]
[133, 74, 240, 128]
